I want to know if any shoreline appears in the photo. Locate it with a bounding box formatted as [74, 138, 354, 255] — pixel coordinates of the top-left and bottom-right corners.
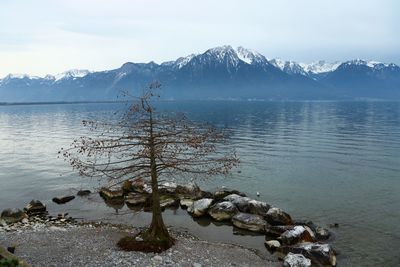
[0, 219, 279, 267]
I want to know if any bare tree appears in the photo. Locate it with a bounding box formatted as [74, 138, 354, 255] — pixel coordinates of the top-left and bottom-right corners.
[61, 82, 238, 250]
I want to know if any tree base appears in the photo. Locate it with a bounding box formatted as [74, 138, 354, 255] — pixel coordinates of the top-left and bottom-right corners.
[117, 231, 175, 253]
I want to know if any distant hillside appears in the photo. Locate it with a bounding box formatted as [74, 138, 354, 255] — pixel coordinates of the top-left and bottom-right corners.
[1, 46, 399, 102]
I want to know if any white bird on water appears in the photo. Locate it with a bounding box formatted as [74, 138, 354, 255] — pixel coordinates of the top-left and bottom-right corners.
[256, 192, 260, 197]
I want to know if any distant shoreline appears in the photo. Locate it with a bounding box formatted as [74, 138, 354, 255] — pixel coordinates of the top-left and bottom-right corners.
[1, 98, 399, 106]
[0, 100, 125, 106]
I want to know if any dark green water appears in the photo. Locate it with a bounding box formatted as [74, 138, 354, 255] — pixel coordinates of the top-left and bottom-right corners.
[0, 101, 399, 266]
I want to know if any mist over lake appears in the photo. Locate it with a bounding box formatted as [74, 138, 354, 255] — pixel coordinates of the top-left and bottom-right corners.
[0, 100, 399, 266]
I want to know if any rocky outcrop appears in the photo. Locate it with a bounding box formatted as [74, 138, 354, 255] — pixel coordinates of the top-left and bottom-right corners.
[208, 201, 238, 221]
[283, 253, 311, 267]
[278, 243, 336, 266]
[52, 196, 75, 204]
[231, 213, 268, 233]
[1, 209, 28, 224]
[187, 198, 214, 217]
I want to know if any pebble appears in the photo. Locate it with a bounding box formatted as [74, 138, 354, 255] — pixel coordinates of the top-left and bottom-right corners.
[153, 255, 163, 262]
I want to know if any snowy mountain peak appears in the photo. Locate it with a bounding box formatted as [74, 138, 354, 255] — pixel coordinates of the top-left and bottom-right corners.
[236, 46, 266, 64]
[54, 69, 90, 81]
[270, 59, 307, 75]
[300, 61, 341, 74]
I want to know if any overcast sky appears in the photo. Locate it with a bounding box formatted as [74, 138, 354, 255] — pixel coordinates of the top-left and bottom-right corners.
[1, 0, 399, 77]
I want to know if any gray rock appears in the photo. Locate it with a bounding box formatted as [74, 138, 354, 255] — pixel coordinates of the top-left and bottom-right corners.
[24, 200, 46, 215]
[52, 195, 75, 204]
[279, 226, 315, 245]
[187, 198, 214, 217]
[265, 240, 281, 250]
[99, 188, 124, 200]
[265, 207, 293, 226]
[223, 194, 270, 216]
[278, 242, 336, 266]
[176, 182, 203, 199]
[1, 208, 28, 224]
[180, 198, 194, 209]
[232, 212, 268, 233]
[213, 189, 246, 200]
[125, 193, 148, 206]
[208, 201, 238, 221]
[77, 190, 91, 196]
[153, 255, 163, 261]
[246, 200, 271, 216]
[160, 197, 178, 209]
[283, 253, 311, 267]
[315, 226, 330, 240]
[159, 182, 178, 194]
[265, 225, 295, 236]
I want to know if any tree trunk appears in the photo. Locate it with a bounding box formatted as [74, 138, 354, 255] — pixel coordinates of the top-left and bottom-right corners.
[146, 112, 173, 246]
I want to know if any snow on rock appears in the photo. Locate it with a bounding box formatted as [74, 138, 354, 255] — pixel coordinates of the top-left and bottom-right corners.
[300, 60, 341, 74]
[270, 59, 307, 75]
[283, 253, 312, 267]
[54, 69, 90, 81]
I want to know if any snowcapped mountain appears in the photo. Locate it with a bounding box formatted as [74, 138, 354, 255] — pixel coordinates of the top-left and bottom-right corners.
[300, 61, 341, 74]
[1, 46, 399, 102]
[270, 59, 308, 76]
[53, 69, 91, 81]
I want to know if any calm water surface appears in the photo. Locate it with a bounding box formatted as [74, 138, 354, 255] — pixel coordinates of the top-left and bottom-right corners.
[0, 101, 399, 266]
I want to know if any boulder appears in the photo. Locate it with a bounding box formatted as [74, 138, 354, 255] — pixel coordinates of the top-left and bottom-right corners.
[77, 190, 91, 196]
[283, 253, 311, 267]
[279, 226, 315, 245]
[1, 208, 28, 224]
[187, 198, 214, 217]
[132, 178, 146, 193]
[265, 207, 293, 226]
[265, 225, 295, 237]
[176, 183, 203, 199]
[213, 189, 246, 200]
[247, 200, 270, 216]
[315, 226, 331, 240]
[24, 200, 46, 215]
[223, 194, 252, 211]
[99, 188, 124, 200]
[265, 240, 281, 250]
[52, 195, 75, 204]
[121, 180, 134, 194]
[180, 198, 194, 209]
[232, 212, 268, 233]
[208, 201, 238, 221]
[159, 182, 178, 194]
[160, 196, 179, 209]
[278, 243, 336, 266]
[125, 193, 148, 206]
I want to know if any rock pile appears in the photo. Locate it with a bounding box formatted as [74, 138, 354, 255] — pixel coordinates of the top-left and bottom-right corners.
[98, 180, 336, 266]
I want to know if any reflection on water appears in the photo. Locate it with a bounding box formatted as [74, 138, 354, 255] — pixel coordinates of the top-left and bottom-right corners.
[1, 101, 400, 266]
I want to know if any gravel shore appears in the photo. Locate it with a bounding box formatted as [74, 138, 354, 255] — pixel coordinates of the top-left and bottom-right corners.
[0, 223, 280, 267]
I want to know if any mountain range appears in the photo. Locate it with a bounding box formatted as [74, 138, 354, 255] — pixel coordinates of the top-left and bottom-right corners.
[1, 45, 400, 102]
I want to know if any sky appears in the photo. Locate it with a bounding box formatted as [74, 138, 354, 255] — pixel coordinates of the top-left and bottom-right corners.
[1, 0, 399, 77]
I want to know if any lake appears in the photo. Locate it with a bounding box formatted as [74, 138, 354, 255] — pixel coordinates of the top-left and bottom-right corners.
[0, 101, 399, 266]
